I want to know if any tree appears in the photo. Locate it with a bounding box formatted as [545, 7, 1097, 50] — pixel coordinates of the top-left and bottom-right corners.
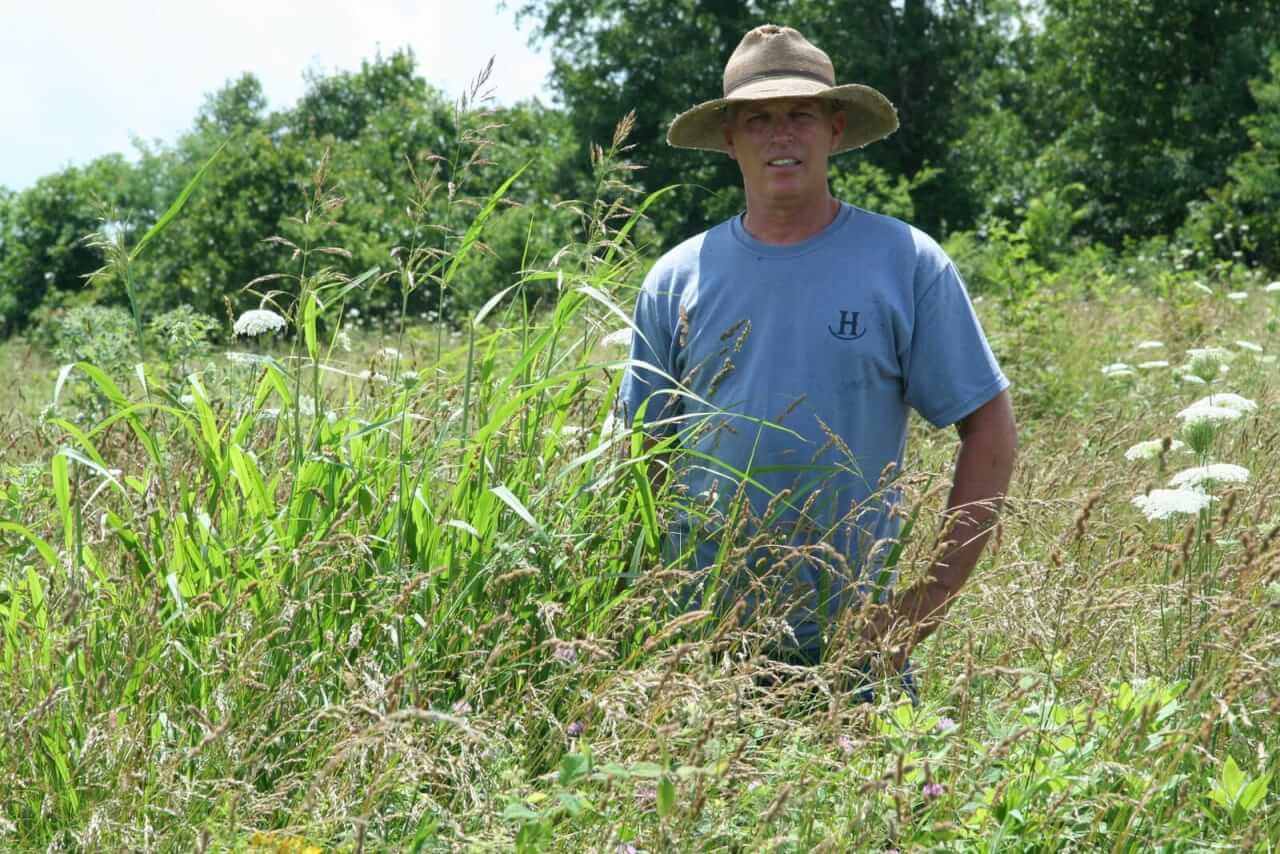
[1025, 0, 1279, 242]
[515, 0, 1015, 239]
[0, 156, 139, 334]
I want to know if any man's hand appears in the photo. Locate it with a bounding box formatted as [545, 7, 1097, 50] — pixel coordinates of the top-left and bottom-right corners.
[862, 389, 1017, 668]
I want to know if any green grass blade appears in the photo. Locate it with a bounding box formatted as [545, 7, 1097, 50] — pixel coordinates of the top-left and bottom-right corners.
[129, 137, 229, 262]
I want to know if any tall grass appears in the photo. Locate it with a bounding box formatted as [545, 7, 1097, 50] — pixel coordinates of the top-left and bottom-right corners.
[1, 113, 1279, 851]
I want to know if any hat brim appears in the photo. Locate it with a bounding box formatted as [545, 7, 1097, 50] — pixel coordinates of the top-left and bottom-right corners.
[666, 81, 898, 155]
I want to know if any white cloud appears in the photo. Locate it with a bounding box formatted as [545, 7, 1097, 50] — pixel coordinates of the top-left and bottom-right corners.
[0, 0, 552, 190]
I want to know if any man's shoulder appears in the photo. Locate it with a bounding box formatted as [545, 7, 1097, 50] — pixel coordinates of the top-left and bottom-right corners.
[843, 204, 946, 258]
[642, 218, 736, 289]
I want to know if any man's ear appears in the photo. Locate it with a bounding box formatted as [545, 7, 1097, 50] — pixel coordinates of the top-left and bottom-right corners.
[829, 110, 848, 148]
[722, 125, 737, 161]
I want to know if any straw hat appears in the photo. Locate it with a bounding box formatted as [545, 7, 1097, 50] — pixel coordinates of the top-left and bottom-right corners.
[667, 25, 898, 155]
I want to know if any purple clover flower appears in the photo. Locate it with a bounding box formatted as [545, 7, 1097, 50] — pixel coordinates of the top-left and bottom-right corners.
[836, 734, 856, 755]
[554, 643, 578, 663]
[567, 720, 585, 738]
[935, 717, 958, 734]
[922, 782, 946, 799]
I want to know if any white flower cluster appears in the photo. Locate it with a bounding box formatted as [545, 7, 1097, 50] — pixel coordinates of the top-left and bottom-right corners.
[1168, 463, 1250, 489]
[1123, 438, 1186, 461]
[1120, 343, 1259, 521]
[233, 308, 286, 337]
[1131, 489, 1215, 520]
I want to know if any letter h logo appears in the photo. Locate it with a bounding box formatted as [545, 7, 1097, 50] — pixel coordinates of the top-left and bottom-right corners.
[828, 310, 866, 340]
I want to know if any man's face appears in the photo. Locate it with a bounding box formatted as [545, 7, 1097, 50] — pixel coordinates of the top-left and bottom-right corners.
[722, 97, 846, 206]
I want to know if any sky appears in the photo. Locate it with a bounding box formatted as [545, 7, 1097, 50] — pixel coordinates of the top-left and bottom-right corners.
[0, 1, 554, 192]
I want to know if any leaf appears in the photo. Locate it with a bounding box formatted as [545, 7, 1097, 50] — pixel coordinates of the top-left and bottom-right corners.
[130, 137, 229, 262]
[0, 522, 58, 570]
[559, 752, 590, 787]
[1238, 772, 1270, 814]
[1221, 755, 1245, 799]
[657, 775, 676, 818]
[473, 282, 522, 328]
[491, 485, 544, 536]
[502, 801, 540, 822]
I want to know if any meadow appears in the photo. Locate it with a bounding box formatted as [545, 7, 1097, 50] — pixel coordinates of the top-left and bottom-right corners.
[1, 148, 1278, 852]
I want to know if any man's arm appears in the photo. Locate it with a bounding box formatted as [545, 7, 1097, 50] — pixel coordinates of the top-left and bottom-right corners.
[866, 389, 1018, 662]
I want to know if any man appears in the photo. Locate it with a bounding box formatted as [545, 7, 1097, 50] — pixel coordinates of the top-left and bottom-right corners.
[617, 25, 1017, 686]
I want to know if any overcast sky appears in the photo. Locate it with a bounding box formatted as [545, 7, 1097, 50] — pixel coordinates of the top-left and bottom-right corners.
[0, 1, 553, 192]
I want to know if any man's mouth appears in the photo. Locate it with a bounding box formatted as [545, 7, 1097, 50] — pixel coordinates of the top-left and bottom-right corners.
[768, 158, 801, 167]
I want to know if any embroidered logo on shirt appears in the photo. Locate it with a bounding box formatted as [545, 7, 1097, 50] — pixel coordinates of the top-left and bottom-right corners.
[828, 310, 866, 340]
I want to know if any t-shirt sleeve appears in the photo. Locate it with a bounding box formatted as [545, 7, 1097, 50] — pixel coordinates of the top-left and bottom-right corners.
[616, 274, 680, 434]
[902, 263, 1009, 428]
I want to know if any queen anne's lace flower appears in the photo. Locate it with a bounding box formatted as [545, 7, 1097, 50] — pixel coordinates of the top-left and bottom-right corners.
[1135, 340, 1165, 350]
[1235, 340, 1264, 353]
[1186, 393, 1257, 414]
[1132, 488, 1215, 520]
[1186, 346, 1236, 363]
[233, 308, 286, 337]
[1124, 439, 1186, 461]
[1177, 403, 1244, 425]
[1227, 291, 1249, 301]
[1265, 281, 1280, 293]
[1101, 362, 1136, 377]
[1169, 464, 1250, 488]
[1137, 360, 1169, 370]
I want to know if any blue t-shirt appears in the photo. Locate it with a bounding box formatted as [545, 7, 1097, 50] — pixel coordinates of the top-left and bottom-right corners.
[618, 201, 1008, 650]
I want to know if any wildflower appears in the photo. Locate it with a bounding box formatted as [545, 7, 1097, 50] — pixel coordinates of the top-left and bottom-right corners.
[1186, 347, 1236, 363]
[935, 717, 958, 734]
[1187, 393, 1256, 414]
[335, 330, 353, 352]
[1227, 291, 1249, 301]
[1137, 360, 1169, 370]
[1124, 439, 1186, 461]
[635, 785, 658, 809]
[554, 643, 578, 663]
[1169, 464, 1249, 489]
[451, 699, 473, 716]
[225, 351, 268, 366]
[600, 328, 633, 349]
[233, 308, 286, 337]
[1135, 340, 1164, 351]
[1101, 362, 1136, 378]
[377, 347, 400, 360]
[837, 734, 856, 755]
[1177, 403, 1245, 425]
[1191, 282, 1214, 295]
[922, 782, 946, 799]
[567, 720, 585, 738]
[1131, 488, 1215, 520]
[1235, 340, 1264, 353]
[1265, 281, 1280, 293]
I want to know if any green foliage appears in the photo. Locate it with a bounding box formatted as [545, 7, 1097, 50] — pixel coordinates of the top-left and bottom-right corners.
[0, 156, 139, 334]
[1181, 52, 1280, 270]
[830, 160, 939, 223]
[147, 304, 218, 378]
[516, 0, 1011, 238]
[1023, 0, 1278, 242]
[43, 304, 137, 375]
